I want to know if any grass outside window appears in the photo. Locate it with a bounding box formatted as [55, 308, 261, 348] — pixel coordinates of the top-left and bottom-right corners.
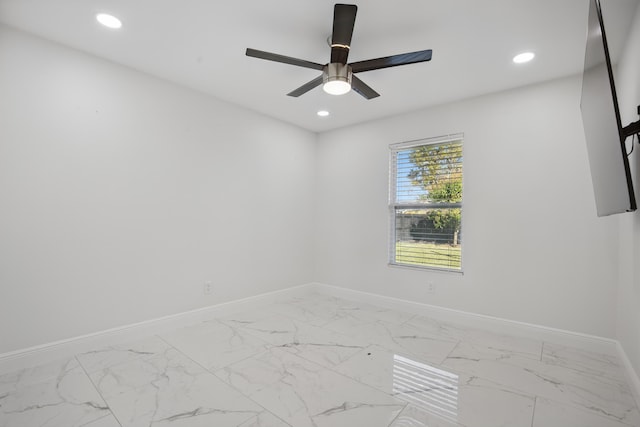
[395, 241, 461, 269]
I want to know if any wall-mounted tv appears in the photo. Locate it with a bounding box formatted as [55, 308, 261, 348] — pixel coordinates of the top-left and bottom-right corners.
[581, 0, 639, 216]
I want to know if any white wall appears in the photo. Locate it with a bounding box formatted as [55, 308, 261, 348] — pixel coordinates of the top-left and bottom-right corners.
[0, 26, 316, 354]
[1, 15, 633, 357]
[616, 2, 640, 383]
[315, 75, 620, 338]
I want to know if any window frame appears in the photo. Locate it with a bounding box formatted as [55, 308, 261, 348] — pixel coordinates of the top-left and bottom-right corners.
[389, 134, 464, 273]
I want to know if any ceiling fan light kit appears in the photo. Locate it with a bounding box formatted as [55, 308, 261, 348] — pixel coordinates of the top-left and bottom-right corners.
[246, 3, 432, 100]
[323, 63, 352, 95]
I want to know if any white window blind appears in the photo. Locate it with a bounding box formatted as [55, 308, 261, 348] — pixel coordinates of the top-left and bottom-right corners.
[390, 134, 463, 272]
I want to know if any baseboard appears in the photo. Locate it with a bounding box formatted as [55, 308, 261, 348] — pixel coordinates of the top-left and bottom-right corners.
[308, 282, 619, 356]
[617, 341, 640, 409]
[0, 283, 315, 376]
[1, 281, 622, 378]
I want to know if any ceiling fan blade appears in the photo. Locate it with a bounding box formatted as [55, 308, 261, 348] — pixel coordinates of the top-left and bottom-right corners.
[246, 48, 324, 71]
[351, 75, 380, 99]
[350, 49, 432, 73]
[287, 75, 324, 97]
[331, 4, 358, 64]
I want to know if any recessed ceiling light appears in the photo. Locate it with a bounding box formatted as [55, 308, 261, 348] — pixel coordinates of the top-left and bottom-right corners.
[513, 52, 535, 64]
[317, 110, 330, 117]
[96, 13, 122, 29]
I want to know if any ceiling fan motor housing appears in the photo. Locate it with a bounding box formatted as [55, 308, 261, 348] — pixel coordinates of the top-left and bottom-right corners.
[323, 62, 352, 87]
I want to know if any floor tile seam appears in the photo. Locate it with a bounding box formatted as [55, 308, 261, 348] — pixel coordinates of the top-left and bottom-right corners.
[537, 361, 630, 389]
[441, 339, 462, 364]
[271, 339, 368, 363]
[152, 333, 264, 377]
[315, 320, 387, 345]
[161, 321, 276, 351]
[82, 348, 173, 377]
[433, 359, 554, 404]
[526, 350, 634, 393]
[210, 361, 297, 427]
[530, 396, 538, 427]
[407, 316, 551, 353]
[454, 335, 545, 360]
[253, 409, 294, 427]
[393, 318, 462, 346]
[384, 401, 408, 427]
[404, 317, 462, 339]
[554, 359, 628, 377]
[329, 311, 409, 327]
[227, 310, 318, 331]
[465, 343, 543, 363]
[314, 350, 487, 427]
[235, 310, 375, 349]
[119, 335, 229, 395]
[334, 324, 461, 368]
[213, 305, 273, 322]
[160, 317, 248, 340]
[310, 316, 336, 328]
[456, 372, 538, 402]
[351, 318, 462, 352]
[120, 335, 273, 426]
[459, 366, 637, 427]
[158, 332, 284, 395]
[80, 412, 121, 427]
[297, 298, 416, 326]
[236, 399, 294, 427]
[348, 302, 612, 365]
[302, 300, 400, 320]
[219, 313, 317, 350]
[324, 343, 372, 370]
[208, 342, 278, 374]
[537, 343, 626, 374]
[75, 338, 173, 376]
[74, 354, 124, 427]
[534, 395, 638, 427]
[215, 313, 278, 329]
[255, 347, 410, 414]
[396, 312, 418, 327]
[440, 354, 557, 392]
[230, 322, 295, 346]
[0, 357, 79, 394]
[276, 309, 338, 328]
[275, 309, 346, 328]
[264, 303, 339, 325]
[315, 352, 453, 412]
[446, 344, 625, 389]
[346, 331, 455, 366]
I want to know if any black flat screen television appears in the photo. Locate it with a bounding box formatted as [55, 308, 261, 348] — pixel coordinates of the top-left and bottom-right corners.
[581, 0, 637, 216]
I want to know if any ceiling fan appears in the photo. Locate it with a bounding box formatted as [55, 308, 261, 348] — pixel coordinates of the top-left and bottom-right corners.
[245, 3, 433, 99]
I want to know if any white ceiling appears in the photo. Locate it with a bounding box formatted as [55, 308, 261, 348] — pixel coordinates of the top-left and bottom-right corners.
[0, 0, 638, 132]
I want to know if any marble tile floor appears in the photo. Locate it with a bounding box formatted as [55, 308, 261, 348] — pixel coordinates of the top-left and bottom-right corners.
[1, 293, 638, 427]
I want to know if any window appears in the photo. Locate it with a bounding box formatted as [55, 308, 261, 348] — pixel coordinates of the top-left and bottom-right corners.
[390, 134, 463, 272]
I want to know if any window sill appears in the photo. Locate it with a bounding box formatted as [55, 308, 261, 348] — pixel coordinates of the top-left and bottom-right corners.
[387, 262, 464, 275]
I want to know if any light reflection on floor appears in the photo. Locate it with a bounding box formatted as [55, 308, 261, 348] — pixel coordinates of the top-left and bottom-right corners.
[393, 354, 459, 425]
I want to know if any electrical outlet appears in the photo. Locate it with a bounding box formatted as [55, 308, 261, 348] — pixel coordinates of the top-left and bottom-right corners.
[203, 281, 213, 295]
[426, 281, 436, 294]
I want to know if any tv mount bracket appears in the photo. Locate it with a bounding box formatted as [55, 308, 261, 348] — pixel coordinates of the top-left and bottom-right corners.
[624, 105, 640, 139]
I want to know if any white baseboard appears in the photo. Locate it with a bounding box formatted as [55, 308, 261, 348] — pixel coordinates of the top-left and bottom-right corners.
[617, 341, 640, 409]
[0, 281, 625, 381]
[308, 282, 619, 356]
[0, 283, 314, 376]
